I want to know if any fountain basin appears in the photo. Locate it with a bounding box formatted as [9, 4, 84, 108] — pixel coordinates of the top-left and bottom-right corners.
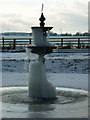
[31, 26, 53, 31]
[1, 86, 88, 104]
[27, 46, 56, 55]
[1, 86, 88, 118]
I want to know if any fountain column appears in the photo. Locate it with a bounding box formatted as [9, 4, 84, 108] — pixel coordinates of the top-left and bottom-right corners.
[27, 6, 56, 99]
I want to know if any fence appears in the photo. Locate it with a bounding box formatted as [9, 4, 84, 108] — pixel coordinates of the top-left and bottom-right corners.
[0, 36, 90, 49]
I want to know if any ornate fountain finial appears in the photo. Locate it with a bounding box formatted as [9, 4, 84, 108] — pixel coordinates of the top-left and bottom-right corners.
[39, 4, 46, 27]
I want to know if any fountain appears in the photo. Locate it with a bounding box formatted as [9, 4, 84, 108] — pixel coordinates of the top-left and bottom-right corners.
[1, 5, 88, 118]
[27, 4, 56, 99]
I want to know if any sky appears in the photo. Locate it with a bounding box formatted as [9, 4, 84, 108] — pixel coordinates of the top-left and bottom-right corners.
[0, 0, 89, 34]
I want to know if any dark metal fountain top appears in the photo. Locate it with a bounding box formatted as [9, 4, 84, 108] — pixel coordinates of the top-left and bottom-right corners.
[39, 13, 46, 27]
[39, 4, 46, 27]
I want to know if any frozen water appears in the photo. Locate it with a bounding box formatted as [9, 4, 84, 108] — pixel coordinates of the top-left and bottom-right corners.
[32, 27, 51, 46]
[28, 60, 56, 98]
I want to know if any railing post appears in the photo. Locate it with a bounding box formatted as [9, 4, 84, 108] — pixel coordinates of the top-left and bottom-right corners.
[78, 38, 80, 48]
[2, 37, 4, 49]
[61, 38, 63, 48]
[13, 39, 16, 49]
[29, 39, 31, 44]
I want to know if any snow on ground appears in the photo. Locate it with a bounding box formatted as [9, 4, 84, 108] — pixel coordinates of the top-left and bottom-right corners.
[0, 52, 89, 90]
[1, 52, 89, 74]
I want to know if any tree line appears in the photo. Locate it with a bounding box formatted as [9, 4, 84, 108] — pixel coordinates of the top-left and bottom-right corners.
[0, 31, 90, 36]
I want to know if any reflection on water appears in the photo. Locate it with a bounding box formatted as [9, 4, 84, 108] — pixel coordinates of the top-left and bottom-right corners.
[28, 104, 55, 112]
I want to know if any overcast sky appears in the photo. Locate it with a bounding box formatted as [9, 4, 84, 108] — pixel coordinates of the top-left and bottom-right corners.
[0, 0, 89, 34]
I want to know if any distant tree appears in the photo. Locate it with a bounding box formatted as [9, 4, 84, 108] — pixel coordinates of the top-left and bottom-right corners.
[76, 32, 80, 36]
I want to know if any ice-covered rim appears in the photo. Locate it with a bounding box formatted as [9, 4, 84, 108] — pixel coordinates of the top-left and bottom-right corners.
[1, 86, 88, 97]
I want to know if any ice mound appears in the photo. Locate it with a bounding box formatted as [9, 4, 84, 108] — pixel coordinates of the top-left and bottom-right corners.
[28, 60, 56, 99]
